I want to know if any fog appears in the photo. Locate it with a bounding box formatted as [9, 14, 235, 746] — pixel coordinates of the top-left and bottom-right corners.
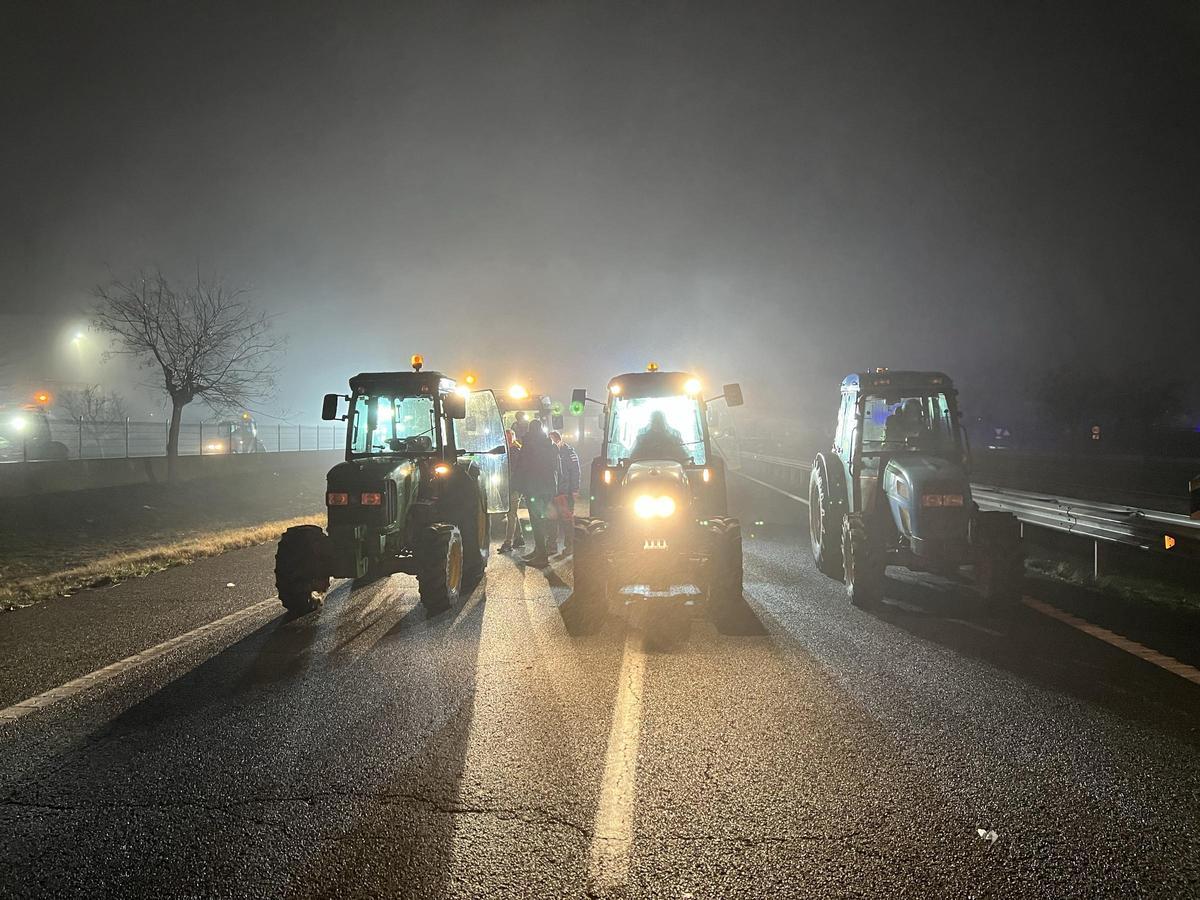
[2, 1, 1198, 429]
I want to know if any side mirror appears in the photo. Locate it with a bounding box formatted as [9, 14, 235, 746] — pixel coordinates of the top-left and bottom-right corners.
[488, 443, 507, 455]
[552, 414, 565, 431]
[443, 392, 467, 420]
[571, 388, 587, 407]
[321, 393, 341, 421]
[723, 383, 744, 407]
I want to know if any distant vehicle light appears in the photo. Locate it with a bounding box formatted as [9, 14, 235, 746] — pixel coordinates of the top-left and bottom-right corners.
[204, 442, 225, 452]
[684, 378, 702, 395]
[326, 491, 349, 506]
[464, 373, 477, 386]
[360, 492, 383, 506]
[508, 384, 528, 400]
[11, 415, 27, 432]
[33, 391, 51, 405]
[433, 462, 452, 476]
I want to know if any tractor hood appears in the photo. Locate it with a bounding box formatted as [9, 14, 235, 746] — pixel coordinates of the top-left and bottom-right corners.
[883, 456, 969, 496]
[623, 460, 688, 489]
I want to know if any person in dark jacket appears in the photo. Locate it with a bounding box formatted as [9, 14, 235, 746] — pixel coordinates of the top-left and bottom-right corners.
[515, 419, 561, 567]
[499, 428, 525, 553]
[550, 430, 580, 557]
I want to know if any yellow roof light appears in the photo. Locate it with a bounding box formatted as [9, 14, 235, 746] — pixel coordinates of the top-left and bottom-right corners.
[464, 373, 477, 386]
[411, 354, 424, 371]
[508, 384, 528, 400]
[646, 361, 659, 372]
[33, 390, 52, 405]
[684, 378, 702, 395]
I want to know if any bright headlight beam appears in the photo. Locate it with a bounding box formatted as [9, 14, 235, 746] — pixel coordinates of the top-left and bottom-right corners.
[634, 494, 676, 518]
[684, 378, 702, 395]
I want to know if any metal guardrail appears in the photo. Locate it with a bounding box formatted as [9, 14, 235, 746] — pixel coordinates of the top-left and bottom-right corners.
[732, 451, 1200, 571]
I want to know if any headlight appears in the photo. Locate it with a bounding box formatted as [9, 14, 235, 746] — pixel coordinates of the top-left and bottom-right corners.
[634, 494, 676, 518]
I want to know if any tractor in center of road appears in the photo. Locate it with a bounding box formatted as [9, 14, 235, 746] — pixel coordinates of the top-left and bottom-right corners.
[808, 370, 1023, 609]
[566, 364, 746, 631]
[273, 356, 510, 615]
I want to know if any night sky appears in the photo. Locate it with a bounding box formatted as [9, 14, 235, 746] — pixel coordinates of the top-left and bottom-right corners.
[2, 1, 1197, 424]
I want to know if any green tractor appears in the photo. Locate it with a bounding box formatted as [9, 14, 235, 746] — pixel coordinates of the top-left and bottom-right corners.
[808, 370, 1023, 609]
[567, 364, 745, 631]
[274, 356, 509, 615]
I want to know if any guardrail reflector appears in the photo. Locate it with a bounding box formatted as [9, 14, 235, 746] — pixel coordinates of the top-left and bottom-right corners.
[1164, 534, 1176, 550]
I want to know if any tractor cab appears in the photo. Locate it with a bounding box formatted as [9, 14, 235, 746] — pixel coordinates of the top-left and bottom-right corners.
[835, 370, 967, 513]
[585, 367, 742, 521]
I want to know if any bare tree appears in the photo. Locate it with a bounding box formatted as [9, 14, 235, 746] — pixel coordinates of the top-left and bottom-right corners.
[92, 270, 283, 477]
[58, 385, 129, 457]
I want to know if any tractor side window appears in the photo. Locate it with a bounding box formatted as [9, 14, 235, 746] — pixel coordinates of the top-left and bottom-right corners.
[350, 395, 436, 455]
[607, 395, 706, 465]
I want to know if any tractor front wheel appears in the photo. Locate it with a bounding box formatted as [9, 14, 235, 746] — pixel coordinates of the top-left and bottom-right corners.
[841, 514, 884, 610]
[809, 461, 844, 580]
[707, 516, 746, 628]
[416, 524, 464, 615]
[275, 524, 333, 614]
[562, 518, 609, 635]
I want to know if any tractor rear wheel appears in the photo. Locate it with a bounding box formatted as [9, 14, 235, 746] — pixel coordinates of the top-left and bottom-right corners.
[841, 514, 884, 609]
[809, 461, 844, 579]
[974, 511, 1024, 610]
[562, 517, 609, 634]
[275, 524, 333, 614]
[416, 524, 463, 615]
[707, 516, 745, 627]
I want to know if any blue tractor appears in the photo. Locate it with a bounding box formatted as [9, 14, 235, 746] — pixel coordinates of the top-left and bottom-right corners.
[808, 370, 1023, 609]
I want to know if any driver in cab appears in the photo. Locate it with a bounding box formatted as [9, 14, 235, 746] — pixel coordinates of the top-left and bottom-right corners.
[631, 410, 689, 464]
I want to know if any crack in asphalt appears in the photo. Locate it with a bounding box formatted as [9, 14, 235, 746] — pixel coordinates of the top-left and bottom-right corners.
[0, 789, 593, 841]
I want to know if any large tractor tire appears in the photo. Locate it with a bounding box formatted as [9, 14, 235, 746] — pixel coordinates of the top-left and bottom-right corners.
[707, 516, 751, 631]
[275, 524, 333, 614]
[442, 472, 489, 587]
[416, 523, 464, 615]
[974, 511, 1024, 610]
[561, 517, 609, 635]
[809, 455, 845, 580]
[841, 514, 884, 610]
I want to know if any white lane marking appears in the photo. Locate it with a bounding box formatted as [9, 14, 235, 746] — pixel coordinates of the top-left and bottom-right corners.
[729, 469, 809, 506]
[588, 628, 647, 896]
[0, 597, 281, 723]
[1023, 595, 1200, 686]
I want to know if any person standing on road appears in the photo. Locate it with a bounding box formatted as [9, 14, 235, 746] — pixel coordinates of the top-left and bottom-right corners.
[550, 430, 580, 558]
[499, 427, 525, 553]
[515, 419, 560, 568]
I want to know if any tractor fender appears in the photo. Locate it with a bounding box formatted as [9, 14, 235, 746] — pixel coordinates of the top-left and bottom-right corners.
[812, 452, 848, 510]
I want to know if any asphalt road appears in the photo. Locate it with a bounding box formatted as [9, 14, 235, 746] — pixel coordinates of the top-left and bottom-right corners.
[2, 530, 1199, 899]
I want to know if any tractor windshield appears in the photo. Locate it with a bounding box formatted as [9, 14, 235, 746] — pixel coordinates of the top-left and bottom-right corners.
[860, 392, 956, 454]
[607, 395, 706, 465]
[350, 394, 438, 455]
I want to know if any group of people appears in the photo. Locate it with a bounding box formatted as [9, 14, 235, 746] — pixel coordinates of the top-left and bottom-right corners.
[499, 417, 581, 568]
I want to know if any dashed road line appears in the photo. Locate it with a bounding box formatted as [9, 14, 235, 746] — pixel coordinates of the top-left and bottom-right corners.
[588, 627, 647, 896]
[1023, 595, 1200, 686]
[0, 597, 281, 723]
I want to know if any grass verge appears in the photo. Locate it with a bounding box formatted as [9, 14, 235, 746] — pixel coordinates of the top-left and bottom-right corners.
[1027, 557, 1200, 615]
[0, 514, 320, 611]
